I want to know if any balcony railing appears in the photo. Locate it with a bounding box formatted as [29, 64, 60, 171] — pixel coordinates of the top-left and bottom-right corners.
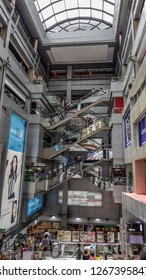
[4, 88, 28, 112]
[24, 172, 46, 182]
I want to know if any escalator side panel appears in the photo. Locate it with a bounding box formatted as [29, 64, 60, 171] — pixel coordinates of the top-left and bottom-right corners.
[48, 97, 109, 130]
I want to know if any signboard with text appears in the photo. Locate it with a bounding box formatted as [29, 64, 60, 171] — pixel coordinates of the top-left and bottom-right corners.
[58, 190, 102, 207]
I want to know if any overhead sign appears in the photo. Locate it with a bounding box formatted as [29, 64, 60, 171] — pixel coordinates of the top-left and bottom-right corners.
[59, 190, 102, 207]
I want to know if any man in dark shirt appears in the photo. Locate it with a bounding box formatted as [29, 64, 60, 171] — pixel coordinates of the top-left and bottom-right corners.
[72, 243, 82, 260]
[82, 250, 90, 260]
[75, 154, 83, 173]
[140, 246, 146, 260]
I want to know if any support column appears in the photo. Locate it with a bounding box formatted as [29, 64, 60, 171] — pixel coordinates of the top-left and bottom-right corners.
[66, 65, 72, 101]
[60, 182, 68, 229]
[134, 160, 146, 194]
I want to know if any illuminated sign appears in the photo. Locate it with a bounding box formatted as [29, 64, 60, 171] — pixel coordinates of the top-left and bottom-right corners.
[59, 190, 102, 207]
[27, 196, 43, 217]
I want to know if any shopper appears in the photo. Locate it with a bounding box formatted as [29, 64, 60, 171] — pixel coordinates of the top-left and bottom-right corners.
[72, 243, 82, 260]
[43, 229, 51, 238]
[31, 252, 40, 260]
[140, 245, 146, 260]
[27, 234, 35, 251]
[75, 154, 83, 173]
[103, 254, 108, 260]
[0, 232, 5, 251]
[82, 250, 90, 260]
[88, 252, 95, 260]
[41, 234, 49, 259]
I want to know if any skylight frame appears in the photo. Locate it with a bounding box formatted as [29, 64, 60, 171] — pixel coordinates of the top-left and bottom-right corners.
[34, 0, 115, 33]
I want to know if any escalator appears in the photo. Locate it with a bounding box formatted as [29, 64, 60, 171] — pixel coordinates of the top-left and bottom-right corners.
[42, 149, 112, 192]
[84, 168, 113, 191]
[43, 116, 110, 159]
[48, 88, 100, 119]
[48, 96, 109, 130]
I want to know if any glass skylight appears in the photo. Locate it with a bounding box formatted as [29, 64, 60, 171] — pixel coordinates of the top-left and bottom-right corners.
[34, 0, 115, 33]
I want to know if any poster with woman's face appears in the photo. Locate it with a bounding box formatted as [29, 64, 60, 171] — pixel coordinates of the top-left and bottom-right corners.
[0, 150, 23, 229]
[0, 112, 26, 231]
[72, 231, 79, 242]
[96, 231, 104, 243]
[11, 200, 17, 224]
[107, 232, 115, 243]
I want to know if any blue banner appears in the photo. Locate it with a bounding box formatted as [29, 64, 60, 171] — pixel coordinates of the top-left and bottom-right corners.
[27, 196, 43, 217]
[139, 115, 146, 146]
[55, 143, 65, 151]
[58, 155, 68, 164]
[8, 112, 26, 152]
[124, 110, 131, 148]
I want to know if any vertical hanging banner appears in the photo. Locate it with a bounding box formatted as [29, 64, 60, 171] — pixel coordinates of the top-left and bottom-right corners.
[0, 112, 26, 231]
[138, 115, 146, 146]
[124, 110, 131, 147]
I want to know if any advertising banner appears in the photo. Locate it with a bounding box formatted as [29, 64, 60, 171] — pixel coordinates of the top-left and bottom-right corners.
[72, 231, 80, 242]
[27, 196, 43, 217]
[87, 231, 95, 242]
[0, 112, 26, 231]
[57, 230, 65, 242]
[80, 231, 88, 242]
[124, 110, 131, 147]
[80, 138, 102, 150]
[107, 232, 115, 243]
[138, 115, 146, 146]
[84, 151, 103, 161]
[96, 231, 104, 243]
[58, 191, 102, 207]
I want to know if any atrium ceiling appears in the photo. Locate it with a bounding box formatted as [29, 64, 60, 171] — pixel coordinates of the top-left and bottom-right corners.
[16, 0, 129, 69]
[34, 0, 115, 33]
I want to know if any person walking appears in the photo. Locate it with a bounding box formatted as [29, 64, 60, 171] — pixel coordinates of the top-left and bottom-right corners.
[0, 232, 5, 252]
[72, 244, 82, 260]
[140, 245, 146, 260]
[41, 234, 49, 259]
[75, 154, 83, 173]
[88, 252, 95, 260]
[27, 234, 35, 251]
[82, 250, 90, 260]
